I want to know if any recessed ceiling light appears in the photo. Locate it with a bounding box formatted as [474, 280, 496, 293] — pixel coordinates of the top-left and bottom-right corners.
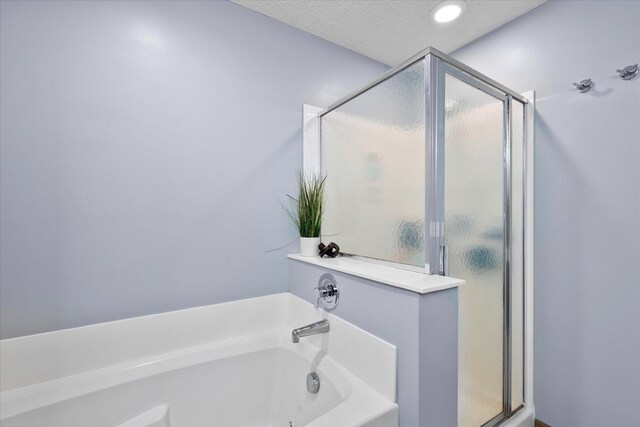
[431, 0, 466, 23]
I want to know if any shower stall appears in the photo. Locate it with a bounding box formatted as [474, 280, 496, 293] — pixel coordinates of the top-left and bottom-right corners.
[314, 47, 533, 427]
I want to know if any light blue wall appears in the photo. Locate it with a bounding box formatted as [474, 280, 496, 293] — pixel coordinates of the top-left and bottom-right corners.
[452, 1, 640, 426]
[0, 0, 388, 339]
[418, 286, 458, 427]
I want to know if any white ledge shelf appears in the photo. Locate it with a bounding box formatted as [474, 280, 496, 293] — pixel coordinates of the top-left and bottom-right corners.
[288, 254, 464, 295]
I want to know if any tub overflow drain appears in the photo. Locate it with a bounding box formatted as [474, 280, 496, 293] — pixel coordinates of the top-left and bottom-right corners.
[307, 372, 320, 394]
[288, 417, 297, 427]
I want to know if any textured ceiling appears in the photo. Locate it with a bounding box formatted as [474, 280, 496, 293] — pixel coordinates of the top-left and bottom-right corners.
[234, 0, 546, 66]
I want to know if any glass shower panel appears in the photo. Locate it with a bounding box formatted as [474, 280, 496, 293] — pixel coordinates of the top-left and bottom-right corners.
[510, 99, 525, 410]
[321, 60, 425, 267]
[444, 73, 505, 427]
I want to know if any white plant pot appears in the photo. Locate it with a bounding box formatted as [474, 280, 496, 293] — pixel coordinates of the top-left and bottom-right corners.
[300, 237, 320, 257]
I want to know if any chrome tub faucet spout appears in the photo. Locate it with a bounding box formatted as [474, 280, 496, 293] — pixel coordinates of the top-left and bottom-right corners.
[291, 319, 330, 343]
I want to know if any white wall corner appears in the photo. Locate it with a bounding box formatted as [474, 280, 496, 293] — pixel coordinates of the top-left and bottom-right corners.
[302, 104, 323, 176]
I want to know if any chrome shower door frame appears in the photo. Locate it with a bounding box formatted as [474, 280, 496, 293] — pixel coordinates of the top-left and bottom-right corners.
[425, 53, 528, 427]
[318, 46, 530, 427]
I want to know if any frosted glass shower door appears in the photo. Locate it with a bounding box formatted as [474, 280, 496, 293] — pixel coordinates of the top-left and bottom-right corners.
[443, 72, 507, 427]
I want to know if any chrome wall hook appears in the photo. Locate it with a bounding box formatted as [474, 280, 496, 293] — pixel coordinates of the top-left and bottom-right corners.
[573, 78, 594, 93]
[616, 64, 638, 80]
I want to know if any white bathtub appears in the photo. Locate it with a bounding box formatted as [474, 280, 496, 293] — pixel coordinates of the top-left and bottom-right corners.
[0, 293, 398, 427]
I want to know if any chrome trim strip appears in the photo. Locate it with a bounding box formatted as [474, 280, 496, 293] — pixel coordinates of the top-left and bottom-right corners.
[511, 403, 526, 418]
[319, 55, 426, 117]
[481, 411, 507, 427]
[520, 97, 529, 408]
[504, 95, 513, 417]
[436, 60, 446, 275]
[319, 46, 527, 118]
[443, 63, 507, 102]
[429, 47, 528, 104]
[425, 54, 444, 275]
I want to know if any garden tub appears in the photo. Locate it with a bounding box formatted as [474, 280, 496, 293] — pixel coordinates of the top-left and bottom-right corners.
[0, 293, 398, 427]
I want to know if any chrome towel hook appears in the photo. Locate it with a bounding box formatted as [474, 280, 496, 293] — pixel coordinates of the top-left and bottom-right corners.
[616, 64, 638, 80]
[573, 78, 594, 93]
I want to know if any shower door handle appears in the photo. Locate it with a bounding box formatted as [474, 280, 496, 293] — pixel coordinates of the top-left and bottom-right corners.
[439, 245, 448, 276]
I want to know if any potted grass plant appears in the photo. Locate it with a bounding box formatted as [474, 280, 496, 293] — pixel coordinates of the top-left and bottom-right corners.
[284, 172, 326, 257]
